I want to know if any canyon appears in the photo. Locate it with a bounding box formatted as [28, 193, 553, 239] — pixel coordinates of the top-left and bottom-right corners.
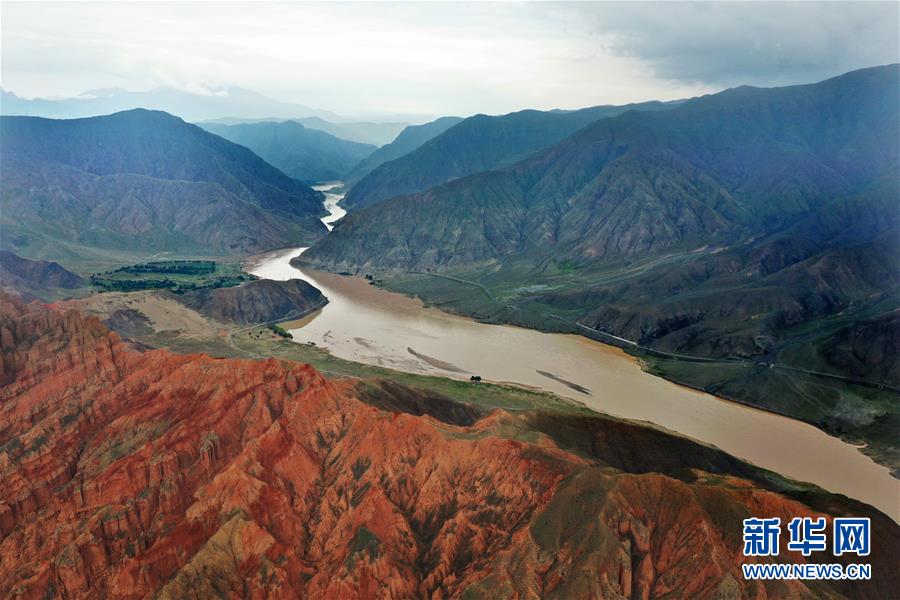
[1, 294, 898, 598]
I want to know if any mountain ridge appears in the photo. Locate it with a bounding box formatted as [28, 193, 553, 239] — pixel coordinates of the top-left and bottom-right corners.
[2, 294, 897, 598]
[200, 120, 376, 182]
[341, 100, 677, 210]
[345, 116, 464, 183]
[0, 85, 341, 122]
[1, 109, 328, 263]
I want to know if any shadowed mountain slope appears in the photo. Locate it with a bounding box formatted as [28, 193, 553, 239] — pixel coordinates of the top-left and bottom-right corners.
[200, 121, 376, 182]
[0, 109, 327, 261]
[0, 251, 83, 292]
[1, 295, 897, 598]
[345, 116, 464, 183]
[342, 101, 675, 210]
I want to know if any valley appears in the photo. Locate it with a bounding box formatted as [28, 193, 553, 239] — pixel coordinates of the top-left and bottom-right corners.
[301, 65, 900, 486]
[249, 228, 900, 521]
[1, 17, 898, 593]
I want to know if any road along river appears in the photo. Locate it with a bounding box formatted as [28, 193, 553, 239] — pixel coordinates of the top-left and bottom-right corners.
[249, 184, 899, 521]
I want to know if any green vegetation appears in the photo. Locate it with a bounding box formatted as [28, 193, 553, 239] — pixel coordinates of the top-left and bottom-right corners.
[267, 324, 294, 339]
[120, 260, 216, 275]
[344, 526, 381, 570]
[91, 260, 253, 293]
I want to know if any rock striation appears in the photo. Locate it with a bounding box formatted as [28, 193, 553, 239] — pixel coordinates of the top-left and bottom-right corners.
[1, 294, 897, 598]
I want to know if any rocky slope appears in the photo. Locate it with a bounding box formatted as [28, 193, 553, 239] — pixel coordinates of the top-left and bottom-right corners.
[0, 109, 327, 261]
[345, 116, 464, 183]
[201, 121, 376, 182]
[342, 101, 674, 210]
[1, 294, 898, 599]
[179, 278, 327, 325]
[0, 251, 84, 297]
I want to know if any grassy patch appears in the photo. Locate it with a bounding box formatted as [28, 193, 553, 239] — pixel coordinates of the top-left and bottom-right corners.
[90, 260, 253, 293]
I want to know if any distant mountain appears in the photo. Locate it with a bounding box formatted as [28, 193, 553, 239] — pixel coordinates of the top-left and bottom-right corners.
[201, 121, 376, 182]
[303, 65, 900, 467]
[294, 117, 408, 147]
[1, 109, 327, 263]
[341, 101, 675, 210]
[201, 116, 409, 146]
[0, 251, 84, 299]
[345, 116, 464, 183]
[0, 86, 341, 122]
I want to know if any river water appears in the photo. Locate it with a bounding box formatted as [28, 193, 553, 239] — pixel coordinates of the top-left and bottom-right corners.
[249, 184, 899, 520]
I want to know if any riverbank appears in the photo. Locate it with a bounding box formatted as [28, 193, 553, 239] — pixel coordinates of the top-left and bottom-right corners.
[368, 267, 900, 479]
[252, 247, 900, 521]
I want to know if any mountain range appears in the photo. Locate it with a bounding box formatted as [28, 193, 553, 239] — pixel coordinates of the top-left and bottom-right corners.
[0, 86, 342, 123]
[341, 101, 675, 210]
[199, 116, 409, 146]
[200, 121, 377, 182]
[0, 109, 327, 265]
[303, 64, 900, 469]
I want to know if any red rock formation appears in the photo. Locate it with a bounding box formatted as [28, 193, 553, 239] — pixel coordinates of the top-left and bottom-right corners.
[1, 295, 897, 599]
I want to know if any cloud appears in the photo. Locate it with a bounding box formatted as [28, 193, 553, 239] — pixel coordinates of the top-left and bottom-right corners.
[1, 2, 896, 117]
[569, 2, 899, 87]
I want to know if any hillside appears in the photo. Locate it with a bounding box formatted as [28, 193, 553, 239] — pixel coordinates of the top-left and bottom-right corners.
[341, 101, 674, 210]
[0, 251, 85, 299]
[200, 121, 376, 182]
[302, 65, 900, 469]
[0, 109, 327, 264]
[179, 278, 326, 324]
[345, 116, 463, 183]
[2, 294, 897, 598]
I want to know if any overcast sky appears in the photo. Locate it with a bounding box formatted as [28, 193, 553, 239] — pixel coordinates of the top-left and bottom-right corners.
[2, 2, 897, 119]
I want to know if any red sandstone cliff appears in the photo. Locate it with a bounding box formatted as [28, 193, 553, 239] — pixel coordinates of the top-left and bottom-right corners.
[1, 295, 897, 599]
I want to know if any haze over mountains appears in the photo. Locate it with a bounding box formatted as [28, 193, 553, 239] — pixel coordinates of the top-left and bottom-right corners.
[1, 86, 416, 147]
[0, 109, 327, 264]
[0, 85, 345, 123]
[200, 121, 376, 182]
[345, 116, 464, 183]
[201, 116, 409, 147]
[341, 101, 676, 210]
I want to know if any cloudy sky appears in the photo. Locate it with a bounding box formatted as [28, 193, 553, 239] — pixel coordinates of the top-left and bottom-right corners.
[1, 1, 897, 119]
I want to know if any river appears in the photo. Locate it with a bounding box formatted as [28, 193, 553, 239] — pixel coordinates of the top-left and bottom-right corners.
[249, 184, 899, 521]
